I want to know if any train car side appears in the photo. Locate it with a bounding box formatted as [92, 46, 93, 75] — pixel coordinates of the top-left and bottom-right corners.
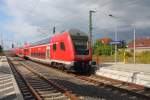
[14, 29, 95, 73]
[50, 31, 75, 69]
[27, 44, 51, 64]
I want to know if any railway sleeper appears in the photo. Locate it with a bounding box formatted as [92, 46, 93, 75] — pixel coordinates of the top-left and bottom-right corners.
[23, 95, 35, 100]
[22, 94, 33, 98]
[27, 80, 44, 83]
[20, 86, 28, 90]
[28, 79, 43, 83]
[31, 81, 52, 85]
[44, 95, 69, 100]
[23, 92, 32, 95]
[38, 90, 58, 94]
[17, 82, 26, 86]
[31, 84, 52, 88]
[36, 88, 56, 91]
[21, 89, 30, 92]
[32, 85, 54, 89]
[33, 86, 54, 90]
[41, 92, 62, 97]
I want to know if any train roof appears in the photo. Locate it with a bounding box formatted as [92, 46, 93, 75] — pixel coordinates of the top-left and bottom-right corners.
[59, 29, 88, 37]
[29, 29, 87, 46]
[68, 29, 88, 37]
[30, 38, 50, 46]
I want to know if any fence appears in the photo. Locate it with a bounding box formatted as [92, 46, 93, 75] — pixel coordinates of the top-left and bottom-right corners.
[93, 53, 150, 64]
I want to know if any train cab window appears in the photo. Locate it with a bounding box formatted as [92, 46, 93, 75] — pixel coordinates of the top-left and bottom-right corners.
[60, 42, 65, 51]
[53, 44, 57, 51]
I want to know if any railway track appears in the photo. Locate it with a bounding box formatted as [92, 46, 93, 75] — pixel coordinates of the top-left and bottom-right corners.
[52, 63, 150, 99]
[8, 56, 150, 100]
[8, 59, 36, 100]
[46, 60, 150, 99]
[52, 67, 150, 100]
[26, 58, 150, 100]
[63, 68, 150, 100]
[75, 75, 150, 99]
[7, 57, 79, 100]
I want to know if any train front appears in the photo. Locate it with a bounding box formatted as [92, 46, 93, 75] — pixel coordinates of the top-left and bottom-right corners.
[69, 29, 95, 73]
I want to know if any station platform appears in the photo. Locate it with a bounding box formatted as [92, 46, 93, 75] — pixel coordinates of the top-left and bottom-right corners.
[96, 62, 150, 87]
[0, 56, 24, 100]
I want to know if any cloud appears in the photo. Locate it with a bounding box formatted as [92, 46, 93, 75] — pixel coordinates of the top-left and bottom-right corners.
[5, 18, 38, 39]
[1, 0, 150, 44]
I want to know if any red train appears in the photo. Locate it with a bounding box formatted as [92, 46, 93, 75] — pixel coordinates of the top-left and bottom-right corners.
[13, 29, 95, 73]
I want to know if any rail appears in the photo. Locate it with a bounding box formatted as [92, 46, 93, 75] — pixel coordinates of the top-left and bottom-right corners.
[8, 57, 79, 100]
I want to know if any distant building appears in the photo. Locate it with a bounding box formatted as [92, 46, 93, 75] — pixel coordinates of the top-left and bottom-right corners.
[98, 37, 112, 45]
[128, 38, 150, 52]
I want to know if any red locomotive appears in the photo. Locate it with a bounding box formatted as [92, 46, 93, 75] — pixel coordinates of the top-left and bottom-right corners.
[14, 29, 95, 73]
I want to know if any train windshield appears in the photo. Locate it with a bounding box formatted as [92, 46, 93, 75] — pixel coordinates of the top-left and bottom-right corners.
[71, 36, 89, 55]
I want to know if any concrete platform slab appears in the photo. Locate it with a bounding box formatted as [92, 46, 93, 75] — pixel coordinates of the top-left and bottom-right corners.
[96, 63, 150, 87]
[0, 56, 24, 100]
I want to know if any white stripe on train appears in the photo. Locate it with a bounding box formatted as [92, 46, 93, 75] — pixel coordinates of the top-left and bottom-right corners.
[27, 56, 74, 66]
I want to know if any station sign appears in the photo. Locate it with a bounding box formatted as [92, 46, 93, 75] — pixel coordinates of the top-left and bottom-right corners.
[109, 41, 122, 45]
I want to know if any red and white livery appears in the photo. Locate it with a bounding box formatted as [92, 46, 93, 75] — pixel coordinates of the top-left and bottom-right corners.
[14, 29, 95, 73]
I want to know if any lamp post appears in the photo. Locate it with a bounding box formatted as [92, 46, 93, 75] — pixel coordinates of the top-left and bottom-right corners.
[109, 14, 118, 64]
[109, 14, 136, 64]
[133, 26, 136, 64]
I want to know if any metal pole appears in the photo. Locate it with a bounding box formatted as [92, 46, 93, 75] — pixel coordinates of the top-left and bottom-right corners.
[108, 14, 118, 64]
[89, 11, 93, 48]
[115, 24, 117, 64]
[17, 42, 19, 47]
[111, 44, 112, 55]
[1, 33, 3, 48]
[89, 10, 95, 58]
[53, 26, 56, 34]
[133, 26, 136, 64]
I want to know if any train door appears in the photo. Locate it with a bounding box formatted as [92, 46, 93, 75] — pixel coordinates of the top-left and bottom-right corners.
[46, 46, 50, 59]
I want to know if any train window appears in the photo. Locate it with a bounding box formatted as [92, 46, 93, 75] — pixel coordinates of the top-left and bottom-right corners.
[53, 44, 57, 51]
[24, 49, 28, 52]
[72, 36, 89, 55]
[60, 42, 65, 51]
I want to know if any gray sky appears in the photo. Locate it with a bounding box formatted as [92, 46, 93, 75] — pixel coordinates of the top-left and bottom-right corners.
[0, 0, 150, 48]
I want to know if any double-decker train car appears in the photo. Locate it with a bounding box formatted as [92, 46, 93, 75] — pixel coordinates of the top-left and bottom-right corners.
[23, 43, 30, 58]
[15, 47, 24, 57]
[28, 38, 50, 63]
[14, 29, 95, 73]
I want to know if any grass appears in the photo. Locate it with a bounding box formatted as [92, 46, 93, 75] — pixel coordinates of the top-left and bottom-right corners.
[136, 51, 150, 64]
[93, 51, 150, 64]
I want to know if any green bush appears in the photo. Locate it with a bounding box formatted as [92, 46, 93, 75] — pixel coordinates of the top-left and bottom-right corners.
[93, 40, 115, 56]
[118, 49, 132, 62]
[138, 51, 150, 64]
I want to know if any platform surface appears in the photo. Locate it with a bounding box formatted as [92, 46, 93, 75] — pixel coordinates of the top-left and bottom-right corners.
[96, 62, 150, 87]
[0, 56, 24, 100]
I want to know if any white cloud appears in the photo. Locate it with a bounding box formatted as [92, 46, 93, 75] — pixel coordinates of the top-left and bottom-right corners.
[2, 0, 150, 43]
[5, 18, 38, 39]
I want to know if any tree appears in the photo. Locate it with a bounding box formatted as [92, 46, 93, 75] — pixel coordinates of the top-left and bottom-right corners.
[93, 40, 115, 56]
[0, 45, 3, 52]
